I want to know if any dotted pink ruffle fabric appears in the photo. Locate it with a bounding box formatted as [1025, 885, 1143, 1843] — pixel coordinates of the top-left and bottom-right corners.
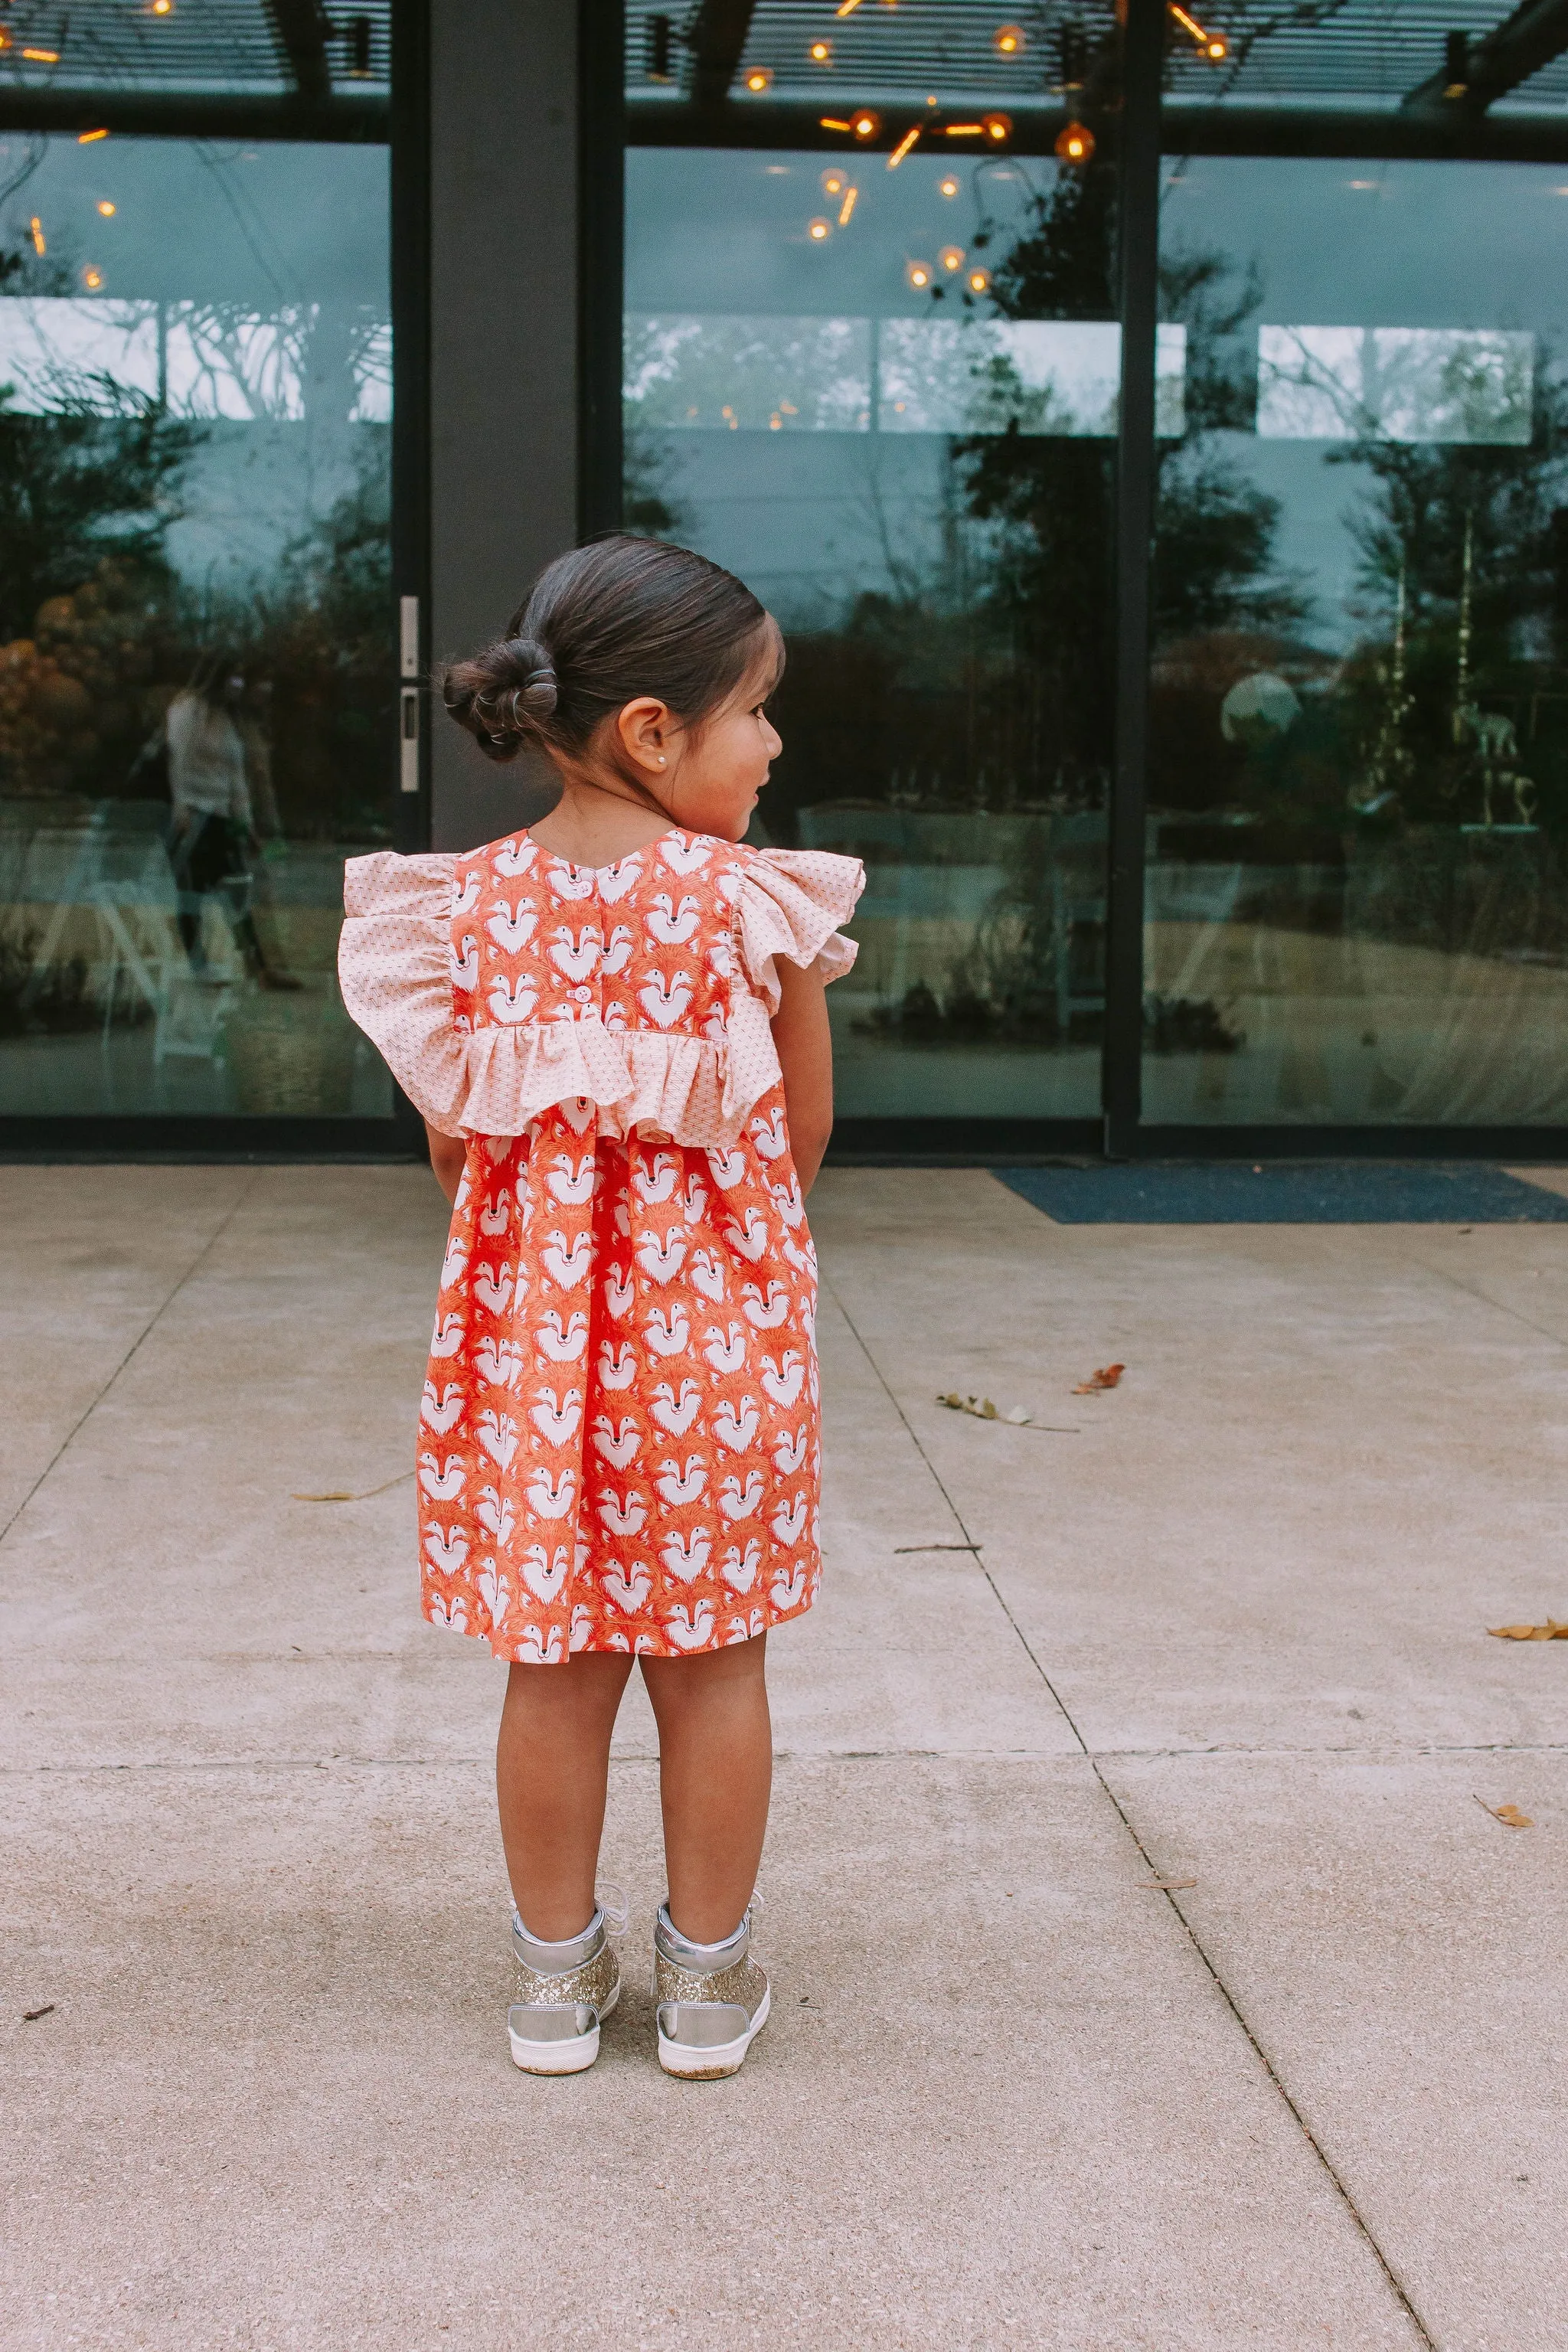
[337, 829, 864, 1145]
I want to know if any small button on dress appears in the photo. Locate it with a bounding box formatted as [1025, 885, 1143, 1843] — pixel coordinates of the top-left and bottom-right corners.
[338, 825, 865, 1665]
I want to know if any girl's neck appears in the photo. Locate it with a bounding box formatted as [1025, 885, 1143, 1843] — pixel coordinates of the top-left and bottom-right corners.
[526, 770, 681, 870]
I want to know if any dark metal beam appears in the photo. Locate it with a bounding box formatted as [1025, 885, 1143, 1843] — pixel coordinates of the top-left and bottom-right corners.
[1402, 0, 1568, 119]
[265, 0, 335, 105]
[0, 90, 386, 141]
[687, 0, 759, 112]
[627, 93, 1568, 163]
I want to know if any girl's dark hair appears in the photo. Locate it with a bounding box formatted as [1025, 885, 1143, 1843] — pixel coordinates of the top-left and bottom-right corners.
[441, 535, 776, 766]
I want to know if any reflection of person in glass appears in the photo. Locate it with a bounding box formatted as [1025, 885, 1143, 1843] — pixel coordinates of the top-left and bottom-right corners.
[165, 655, 298, 989]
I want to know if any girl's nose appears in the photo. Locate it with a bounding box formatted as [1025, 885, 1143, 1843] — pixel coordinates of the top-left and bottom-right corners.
[762, 716, 783, 759]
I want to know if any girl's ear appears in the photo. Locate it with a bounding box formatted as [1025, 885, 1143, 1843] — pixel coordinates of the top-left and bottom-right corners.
[616, 696, 675, 775]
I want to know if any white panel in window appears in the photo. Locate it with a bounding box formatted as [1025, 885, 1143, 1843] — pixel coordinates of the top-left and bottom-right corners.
[623, 313, 873, 431]
[0, 298, 160, 413]
[877, 318, 1187, 436]
[163, 305, 309, 420]
[1256, 325, 1533, 445]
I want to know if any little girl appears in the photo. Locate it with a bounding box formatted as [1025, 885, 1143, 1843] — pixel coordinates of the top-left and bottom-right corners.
[339, 536, 863, 2080]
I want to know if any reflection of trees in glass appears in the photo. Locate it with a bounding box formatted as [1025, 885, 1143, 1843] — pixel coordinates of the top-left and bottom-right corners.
[247, 432, 394, 841]
[623, 419, 684, 537]
[0, 230, 201, 795]
[1332, 373, 1568, 833]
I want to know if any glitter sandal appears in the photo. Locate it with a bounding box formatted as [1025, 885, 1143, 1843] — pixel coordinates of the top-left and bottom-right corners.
[653, 1898, 770, 2080]
[508, 1884, 627, 2075]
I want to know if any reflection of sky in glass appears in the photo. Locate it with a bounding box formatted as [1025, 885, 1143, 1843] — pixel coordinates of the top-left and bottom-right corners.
[624, 146, 1116, 623]
[626, 148, 1058, 322]
[1160, 157, 1568, 648]
[0, 137, 390, 594]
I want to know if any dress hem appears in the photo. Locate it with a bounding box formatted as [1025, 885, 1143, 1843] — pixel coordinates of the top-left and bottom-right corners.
[423, 1586, 817, 1664]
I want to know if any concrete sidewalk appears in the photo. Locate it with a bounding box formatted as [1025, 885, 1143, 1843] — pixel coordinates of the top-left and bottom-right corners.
[5, 1165, 1568, 2350]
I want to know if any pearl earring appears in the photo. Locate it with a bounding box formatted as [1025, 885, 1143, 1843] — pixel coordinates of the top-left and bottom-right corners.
[657, 756, 667, 766]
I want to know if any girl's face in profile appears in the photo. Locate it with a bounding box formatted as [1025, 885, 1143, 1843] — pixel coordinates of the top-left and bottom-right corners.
[622, 622, 784, 844]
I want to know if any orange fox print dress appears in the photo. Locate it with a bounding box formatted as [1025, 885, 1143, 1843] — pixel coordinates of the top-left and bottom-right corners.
[338, 827, 864, 1664]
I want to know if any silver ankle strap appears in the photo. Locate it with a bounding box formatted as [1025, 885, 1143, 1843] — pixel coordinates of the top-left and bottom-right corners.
[655, 1902, 750, 1972]
[512, 1904, 605, 1974]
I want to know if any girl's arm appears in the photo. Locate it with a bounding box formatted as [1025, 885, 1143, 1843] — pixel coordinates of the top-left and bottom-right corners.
[424, 1121, 466, 1204]
[771, 958, 835, 1194]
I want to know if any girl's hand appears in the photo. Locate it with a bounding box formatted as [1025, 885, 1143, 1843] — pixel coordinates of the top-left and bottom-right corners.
[424, 1121, 466, 1204]
[770, 958, 834, 1194]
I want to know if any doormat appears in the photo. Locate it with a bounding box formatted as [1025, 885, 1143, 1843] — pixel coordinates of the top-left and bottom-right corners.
[995, 1163, 1568, 1225]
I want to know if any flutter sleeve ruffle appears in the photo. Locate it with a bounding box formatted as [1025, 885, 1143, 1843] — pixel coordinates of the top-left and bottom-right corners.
[718, 847, 864, 1135]
[338, 851, 469, 1135]
[341, 843, 867, 1148]
[733, 848, 865, 1013]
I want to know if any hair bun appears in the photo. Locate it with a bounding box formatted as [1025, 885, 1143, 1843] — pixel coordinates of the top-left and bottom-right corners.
[439, 632, 558, 763]
[498, 636, 557, 715]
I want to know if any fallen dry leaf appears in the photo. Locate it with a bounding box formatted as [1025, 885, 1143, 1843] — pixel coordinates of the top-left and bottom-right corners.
[936, 1393, 1032, 1426]
[1488, 1619, 1568, 1641]
[1073, 1363, 1125, 1394]
[292, 1470, 413, 1504]
[1474, 1795, 1534, 1828]
[22, 2004, 55, 2022]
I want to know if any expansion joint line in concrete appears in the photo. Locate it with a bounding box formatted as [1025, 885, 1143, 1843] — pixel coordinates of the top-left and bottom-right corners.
[0, 1176, 260, 1555]
[823, 1272, 1441, 2352]
[1410, 1247, 1568, 1353]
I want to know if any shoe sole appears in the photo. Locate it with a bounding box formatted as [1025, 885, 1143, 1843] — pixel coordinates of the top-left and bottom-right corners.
[657, 1983, 771, 2080]
[508, 1982, 619, 2076]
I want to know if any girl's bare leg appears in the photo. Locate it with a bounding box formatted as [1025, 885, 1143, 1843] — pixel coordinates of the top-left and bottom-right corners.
[496, 1653, 636, 1940]
[641, 1634, 772, 1945]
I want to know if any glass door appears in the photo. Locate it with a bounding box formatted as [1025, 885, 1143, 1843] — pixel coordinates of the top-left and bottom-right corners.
[1146, 7, 1568, 1132]
[625, 0, 1125, 1139]
[0, 8, 399, 1130]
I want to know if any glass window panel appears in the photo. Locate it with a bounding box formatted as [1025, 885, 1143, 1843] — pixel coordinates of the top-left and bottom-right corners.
[624, 130, 1119, 1122]
[0, 132, 393, 1119]
[1148, 153, 1568, 1126]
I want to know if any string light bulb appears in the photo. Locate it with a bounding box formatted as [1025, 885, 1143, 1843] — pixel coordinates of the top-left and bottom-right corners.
[808, 37, 832, 62]
[808, 216, 832, 241]
[22, 47, 60, 61]
[149, 0, 174, 13]
[982, 112, 1012, 142]
[838, 185, 858, 224]
[939, 172, 959, 196]
[77, 128, 109, 144]
[851, 108, 881, 139]
[82, 266, 103, 290]
[1055, 119, 1094, 162]
[887, 124, 922, 166]
[992, 22, 1024, 52]
[967, 267, 991, 293]
[906, 257, 933, 289]
[822, 166, 847, 194]
[1169, 5, 1226, 59]
[97, 200, 116, 216]
[939, 243, 965, 271]
[743, 66, 773, 90]
[29, 217, 46, 255]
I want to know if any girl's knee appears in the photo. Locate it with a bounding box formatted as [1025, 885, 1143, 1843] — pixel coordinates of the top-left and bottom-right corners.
[642, 1632, 769, 1710]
